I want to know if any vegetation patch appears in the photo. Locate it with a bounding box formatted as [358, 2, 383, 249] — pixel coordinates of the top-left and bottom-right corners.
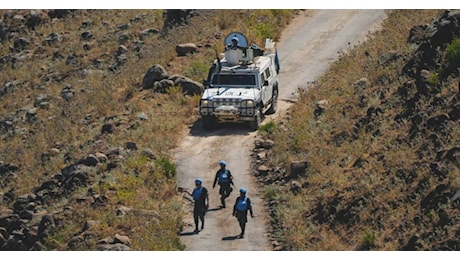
[256, 9, 460, 250]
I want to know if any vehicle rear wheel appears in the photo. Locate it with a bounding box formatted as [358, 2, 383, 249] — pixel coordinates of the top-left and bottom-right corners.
[266, 88, 278, 115]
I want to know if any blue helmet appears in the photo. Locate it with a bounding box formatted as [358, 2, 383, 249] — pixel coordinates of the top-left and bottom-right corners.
[239, 188, 247, 193]
[195, 178, 202, 184]
[231, 36, 239, 43]
[219, 160, 226, 166]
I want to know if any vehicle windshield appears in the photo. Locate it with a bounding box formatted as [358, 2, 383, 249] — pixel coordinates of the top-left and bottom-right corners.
[210, 74, 256, 86]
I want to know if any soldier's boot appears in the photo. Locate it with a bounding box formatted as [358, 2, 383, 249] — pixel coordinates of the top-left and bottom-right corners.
[220, 197, 226, 208]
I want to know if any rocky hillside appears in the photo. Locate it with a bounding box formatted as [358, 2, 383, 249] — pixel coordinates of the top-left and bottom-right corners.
[253, 9, 460, 250]
[1, 8, 458, 251]
[0, 9, 296, 250]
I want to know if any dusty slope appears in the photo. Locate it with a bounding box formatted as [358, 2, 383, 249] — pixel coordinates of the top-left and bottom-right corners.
[174, 10, 388, 251]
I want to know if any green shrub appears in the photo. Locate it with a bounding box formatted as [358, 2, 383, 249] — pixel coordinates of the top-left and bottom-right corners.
[253, 22, 277, 42]
[264, 185, 280, 200]
[258, 120, 279, 135]
[156, 158, 176, 178]
[117, 174, 143, 202]
[183, 60, 210, 82]
[446, 38, 460, 69]
[429, 72, 439, 85]
[361, 230, 376, 250]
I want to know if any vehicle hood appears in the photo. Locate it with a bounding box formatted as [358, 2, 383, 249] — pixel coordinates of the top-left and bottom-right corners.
[201, 87, 259, 100]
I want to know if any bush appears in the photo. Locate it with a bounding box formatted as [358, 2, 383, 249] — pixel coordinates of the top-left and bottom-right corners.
[446, 38, 460, 69]
[264, 185, 280, 200]
[183, 60, 210, 82]
[156, 158, 176, 178]
[361, 230, 376, 250]
[258, 120, 279, 135]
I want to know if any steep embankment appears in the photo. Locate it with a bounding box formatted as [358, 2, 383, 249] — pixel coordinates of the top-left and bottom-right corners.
[253, 9, 460, 250]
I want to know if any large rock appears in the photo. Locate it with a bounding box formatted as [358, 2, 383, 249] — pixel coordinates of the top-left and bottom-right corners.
[289, 160, 309, 178]
[163, 9, 196, 29]
[142, 64, 168, 89]
[175, 43, 198, 56]
[170, 75, 204, 96]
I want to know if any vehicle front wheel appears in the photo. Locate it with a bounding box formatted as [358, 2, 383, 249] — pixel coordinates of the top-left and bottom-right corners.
[266, 88, 278, 115]
[248, 112, 262, 131]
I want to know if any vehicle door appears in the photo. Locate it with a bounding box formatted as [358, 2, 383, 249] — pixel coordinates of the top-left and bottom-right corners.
[261, 66, 274, 105]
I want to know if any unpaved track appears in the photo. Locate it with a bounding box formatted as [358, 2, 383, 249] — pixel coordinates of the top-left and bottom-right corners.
[174, 10, 387, 251]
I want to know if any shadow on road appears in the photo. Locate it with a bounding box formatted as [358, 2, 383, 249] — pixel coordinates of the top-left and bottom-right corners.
[207, 206, 224, 212]
[188, 118, 255, 137]
[179, 231, 199, 236]
[222, 235, 242, 241]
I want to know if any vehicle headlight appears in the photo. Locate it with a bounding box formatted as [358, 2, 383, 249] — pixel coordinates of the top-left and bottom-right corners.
[246, 100, 254, 106]
[201, 100, 210, 106]
[240, 100, 255, 116]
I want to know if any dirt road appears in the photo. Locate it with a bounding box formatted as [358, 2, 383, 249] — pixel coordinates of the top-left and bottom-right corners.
[174, 10, 387, 251]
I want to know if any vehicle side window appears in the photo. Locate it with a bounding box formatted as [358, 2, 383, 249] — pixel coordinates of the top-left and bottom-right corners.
[265, 68, 271, 79]
[260, 72, 266, 83]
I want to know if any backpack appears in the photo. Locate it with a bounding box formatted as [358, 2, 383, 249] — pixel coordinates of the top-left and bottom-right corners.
[236, 196, 248, 211]
[218, 170, 230, 184]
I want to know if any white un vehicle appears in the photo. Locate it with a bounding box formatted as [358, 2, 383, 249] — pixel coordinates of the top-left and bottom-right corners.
[199, 32, 280, 130]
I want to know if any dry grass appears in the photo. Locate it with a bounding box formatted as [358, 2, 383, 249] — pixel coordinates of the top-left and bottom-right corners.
[260, 9, 460, 250]
[3, 8, 456, 251]
[0, 9, 298, 250]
